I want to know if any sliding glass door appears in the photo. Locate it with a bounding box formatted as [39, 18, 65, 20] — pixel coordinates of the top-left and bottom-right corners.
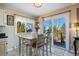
[52, 12, 70, 50]
[52, 15, 66, 48]
[43, 12, 70, 50]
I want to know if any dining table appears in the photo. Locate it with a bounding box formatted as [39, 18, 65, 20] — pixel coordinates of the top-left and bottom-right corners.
[18, 33, 37, 56]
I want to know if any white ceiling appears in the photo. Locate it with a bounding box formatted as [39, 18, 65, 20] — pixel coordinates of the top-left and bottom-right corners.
[0, 3, 75, 17]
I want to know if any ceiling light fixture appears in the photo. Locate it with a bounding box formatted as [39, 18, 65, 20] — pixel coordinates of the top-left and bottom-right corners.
[33, 3, 42, 8]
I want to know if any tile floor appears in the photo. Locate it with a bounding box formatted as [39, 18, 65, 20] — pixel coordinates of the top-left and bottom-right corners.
[6, 46, 75, 56]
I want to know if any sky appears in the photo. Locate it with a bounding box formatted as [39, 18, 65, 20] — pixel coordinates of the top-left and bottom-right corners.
[43, 19, 52, 29]
[43, 17, 66, 29]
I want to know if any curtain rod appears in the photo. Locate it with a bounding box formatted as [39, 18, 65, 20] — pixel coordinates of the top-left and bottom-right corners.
[42, 10, 71, 18]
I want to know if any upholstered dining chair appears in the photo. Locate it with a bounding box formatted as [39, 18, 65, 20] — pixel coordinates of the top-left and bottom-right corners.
[31, 34, 49, 56]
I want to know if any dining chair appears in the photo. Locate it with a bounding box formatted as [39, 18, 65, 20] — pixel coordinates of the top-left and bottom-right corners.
[31, 34, 49, 56]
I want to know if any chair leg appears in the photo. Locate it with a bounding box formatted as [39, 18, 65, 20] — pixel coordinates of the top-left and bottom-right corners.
[34, 47, 38, 56]
[42, 46, 44, 56]
[46, 45, 48, 56]
[39, 48, 40, 56]
[46, 38, 48, 56]
[21, 44, 24, 56]
[38, 48, 41, 56]
[29, 46, 32, 56]
[50, 39, 52, 56]
[26, 45, 28, 56]
[19, 38, 21, 56]
[33, 48, 36, 56]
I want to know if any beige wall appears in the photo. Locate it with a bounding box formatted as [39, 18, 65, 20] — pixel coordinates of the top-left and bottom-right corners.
[38, 4, 79, 51]
[0, 7, 35, 52]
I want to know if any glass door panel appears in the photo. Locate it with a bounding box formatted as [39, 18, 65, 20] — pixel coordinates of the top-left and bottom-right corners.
[52, 17, 66, 48]
[52, 12, 70, 50]
[43, 19, 52, 33]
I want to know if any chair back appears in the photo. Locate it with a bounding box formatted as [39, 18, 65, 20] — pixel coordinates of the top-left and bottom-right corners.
[32, 34, 46, 48]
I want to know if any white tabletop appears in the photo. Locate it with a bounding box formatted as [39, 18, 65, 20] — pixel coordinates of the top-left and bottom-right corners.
[17, 32, 37, 40]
